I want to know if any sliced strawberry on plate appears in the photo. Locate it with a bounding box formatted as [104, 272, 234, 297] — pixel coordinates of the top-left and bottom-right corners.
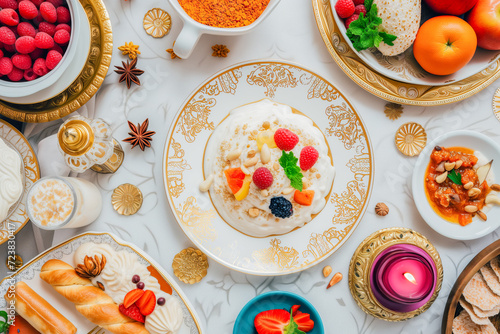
[291, 305, 301, 316]
[293, 311, 314, 332]
[119, 304, 145, 323]
[123, 289, 145, 308]
[136, 290, 156, 316]
[254, 309, 290, 334]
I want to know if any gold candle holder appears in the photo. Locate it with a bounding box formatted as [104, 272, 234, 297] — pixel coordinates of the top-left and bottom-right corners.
[348, 227, 443, 322]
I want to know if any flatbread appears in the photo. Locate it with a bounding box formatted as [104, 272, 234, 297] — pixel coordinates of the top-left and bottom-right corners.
[459, 297, 493, 326]
[464, 273, 500, 311]
[452, 310, 498, 334]
[481, 264, 500, 296]
[490, 257, 500, 281]
[473, 304, 500, 318]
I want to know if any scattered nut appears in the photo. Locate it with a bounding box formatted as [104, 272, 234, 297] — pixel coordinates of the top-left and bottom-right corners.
[444, 162, 456, 171]
[491, 184, 500, 192]
[241, 165, 251, 175]
[468, 188, 481, 198]
[262, 121, 270, 129]
[463, 182, 474, 190]
[477, 210, 487, 221]
[261, 144, 271, 164]
[449, 194, 460, 203]
[323, 265, 332, 278]
[435, 162, 445, 173]
[248, 208, 260, 218]
[465, 205, 478, 213]
[282, 187, 294, 195]
[375, 203, 389, 216]
[435, 171, 448, 184]
[327, 272, 343, 289]
[260, 189, 269, 197]
[247, 150, 256, 158]
[244, 156, 259, 167]
[273, 163, 279, 171]
[435, 146, 442, 151]
[226, 148, 242, 161]
[485, 194, 500, 205]
[199, 174, 214, 192]
[455, 160, 463, 169]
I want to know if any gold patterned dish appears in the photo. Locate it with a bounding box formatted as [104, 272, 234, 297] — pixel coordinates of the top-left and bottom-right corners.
[0, 0, 112, 123]
[494, 87, 500, 122]
[312, 0, 500, 106]
[0, 232, 203, 332]
[0, 119, 40, 246]
[163, 60, 374, 275]
[348, 227, 443, 321]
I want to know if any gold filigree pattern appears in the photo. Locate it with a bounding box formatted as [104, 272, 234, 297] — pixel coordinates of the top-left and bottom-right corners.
[176, 197, 217, 242]
[0, 0, 112, 123]
[493, 87, 500, 123]
[200, 70, 242, 96]
[167, 138, 192, 198]
[325, 102, 361, 150]
[176, 98, 216, 143]
[348, 227, 443, 321]
[302, 225, 351, 261]
[252, 239, 300, 271]
[312, 0, 500, 105]
[247, 64, 298, 98]
[300, 74, 340, 101]
[373, 51, 426, 82]
[330, 180, 366, 226]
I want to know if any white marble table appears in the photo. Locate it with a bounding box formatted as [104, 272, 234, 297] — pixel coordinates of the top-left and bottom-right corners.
[2, 0, 500, 332]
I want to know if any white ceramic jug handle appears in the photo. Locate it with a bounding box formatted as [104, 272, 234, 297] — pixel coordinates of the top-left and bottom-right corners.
[173, 23, 201, 59]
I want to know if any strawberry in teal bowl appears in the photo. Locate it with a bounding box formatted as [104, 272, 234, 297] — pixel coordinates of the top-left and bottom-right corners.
[233, 291, 324, 334]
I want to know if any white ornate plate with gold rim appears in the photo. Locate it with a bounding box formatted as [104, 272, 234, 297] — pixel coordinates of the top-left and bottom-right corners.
[0, 232, 203, 333]
[0, 119, 40, 246]
[313, 0, 500, 106]
[163, 60, 374, 275]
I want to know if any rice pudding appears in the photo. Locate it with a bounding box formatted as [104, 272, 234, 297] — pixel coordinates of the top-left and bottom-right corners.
[203, 99, 335, 237]
[0, 138, 23, 222]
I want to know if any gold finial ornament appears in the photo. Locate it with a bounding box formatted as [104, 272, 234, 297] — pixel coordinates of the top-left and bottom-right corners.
[112, 184, 143, 216]
[59, 120, 95, 155]
[172, 247, 209, 284]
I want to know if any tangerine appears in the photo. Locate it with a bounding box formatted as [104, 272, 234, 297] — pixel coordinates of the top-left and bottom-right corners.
[413, 16, 477, 76]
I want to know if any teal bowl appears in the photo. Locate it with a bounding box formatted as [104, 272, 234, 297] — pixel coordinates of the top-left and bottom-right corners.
[233, 291, 324, 333]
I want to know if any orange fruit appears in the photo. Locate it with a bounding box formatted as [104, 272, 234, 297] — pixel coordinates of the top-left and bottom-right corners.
[413, 16, 477, 76]
[224, 168, 251, 200]
[294, 189, 315, 206]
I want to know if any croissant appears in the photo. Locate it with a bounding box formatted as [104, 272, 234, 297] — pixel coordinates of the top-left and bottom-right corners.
[40, 259, 149, 334]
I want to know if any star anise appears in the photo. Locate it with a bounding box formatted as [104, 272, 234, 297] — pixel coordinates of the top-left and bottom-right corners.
[75, 255, 107, 279]
[212, 44, 230, 57]
[123, 119, 156, 151]
[114, 58, 144, 89]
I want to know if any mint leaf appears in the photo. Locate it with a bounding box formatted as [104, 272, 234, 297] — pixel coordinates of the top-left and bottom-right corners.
[0, 311, 9, 334]
[364, 0, 373, 11]
[279, 151, 303, 192]
[448, 170, 462, 185]
[284, 310, 306, 334]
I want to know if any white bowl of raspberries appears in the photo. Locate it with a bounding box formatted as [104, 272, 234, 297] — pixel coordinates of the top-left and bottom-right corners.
[0, 0, 90, 102]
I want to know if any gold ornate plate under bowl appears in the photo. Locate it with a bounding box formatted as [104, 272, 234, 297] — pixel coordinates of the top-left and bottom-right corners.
[0, 232, 202, 332]
[163, 60, 374, 275]
[0, 119, 40, 246]
[312, 0, 500, 106]
[494, 87, 500, 122]
[348, 227, 443, 322]
[0, 0, 112, 123]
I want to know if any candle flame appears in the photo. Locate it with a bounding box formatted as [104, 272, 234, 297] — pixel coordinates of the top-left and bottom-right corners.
[404, 272, 417, 285]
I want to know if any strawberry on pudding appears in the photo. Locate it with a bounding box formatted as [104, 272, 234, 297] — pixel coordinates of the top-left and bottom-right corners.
[201, 99, 335, 237]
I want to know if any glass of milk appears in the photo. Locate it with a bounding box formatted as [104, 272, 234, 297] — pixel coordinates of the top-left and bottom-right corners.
[27, 176, 102, 230]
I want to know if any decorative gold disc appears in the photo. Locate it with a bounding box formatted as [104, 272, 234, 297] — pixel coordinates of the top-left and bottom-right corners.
[0, 0, 113, 123]
[395, 122, 427, 157]
[112, 184, 143, 216]
[6, 254, 23, 271]
[172, 247, 209, 284]
[348, 227, 443, 322]
[143, 8, 171, 38]
[493, 87, 500, 123]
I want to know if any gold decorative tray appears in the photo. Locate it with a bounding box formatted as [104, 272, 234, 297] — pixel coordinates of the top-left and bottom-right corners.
[312, 0, 500, 106]
[348, 227, 443, 321]
[0, 0, 112, 123]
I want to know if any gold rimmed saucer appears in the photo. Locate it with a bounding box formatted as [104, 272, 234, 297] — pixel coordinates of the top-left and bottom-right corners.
[312, 0, 500, 106]
[0, 0, 112, 123]
[348, 227, 443, 322]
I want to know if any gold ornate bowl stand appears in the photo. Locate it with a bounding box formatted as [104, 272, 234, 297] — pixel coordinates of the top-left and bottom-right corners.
[0, 0, 112, 123]
[348, 227, 443, 321]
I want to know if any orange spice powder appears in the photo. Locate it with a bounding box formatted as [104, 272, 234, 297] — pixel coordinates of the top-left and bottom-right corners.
[178, 0, 271, 28]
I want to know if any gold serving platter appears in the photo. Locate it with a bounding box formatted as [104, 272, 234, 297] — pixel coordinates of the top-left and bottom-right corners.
[312, 0, 500, 106]
[0, 0, 112, 123]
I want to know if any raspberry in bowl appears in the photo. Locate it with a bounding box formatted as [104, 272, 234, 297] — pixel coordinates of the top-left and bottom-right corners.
[0, 0, 91, 104]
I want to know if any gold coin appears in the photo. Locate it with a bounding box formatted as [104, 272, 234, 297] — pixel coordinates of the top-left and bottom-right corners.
[172, 247, 208, 284]
[395, 122, 427, 157]
[111, 184, 143, 216]
[144, 8, 171, 38]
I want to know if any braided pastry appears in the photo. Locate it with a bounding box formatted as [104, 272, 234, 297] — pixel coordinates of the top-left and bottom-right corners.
[40, 259, 149, 334]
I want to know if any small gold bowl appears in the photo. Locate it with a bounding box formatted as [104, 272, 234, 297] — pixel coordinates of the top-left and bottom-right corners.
[395, 122, 427, 157]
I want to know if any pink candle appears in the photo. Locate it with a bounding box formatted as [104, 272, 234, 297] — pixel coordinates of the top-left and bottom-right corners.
[383, 259, 433, 300]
